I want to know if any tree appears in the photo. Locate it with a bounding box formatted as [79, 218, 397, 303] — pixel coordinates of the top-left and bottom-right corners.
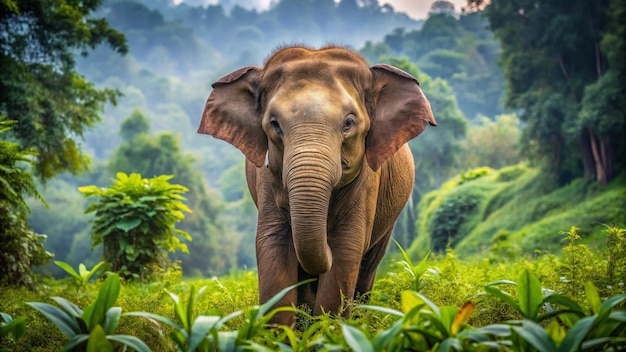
[79, 172, 191, 280]
[0, 119, 51, 286]
[470, 0, 625, 184]
[0, 0, 127, 180]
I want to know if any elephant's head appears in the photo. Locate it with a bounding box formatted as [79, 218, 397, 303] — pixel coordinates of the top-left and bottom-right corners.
[199, 46, 436, 275]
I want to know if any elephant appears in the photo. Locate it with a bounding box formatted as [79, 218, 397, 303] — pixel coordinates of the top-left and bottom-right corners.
[198, 45, 436, 325]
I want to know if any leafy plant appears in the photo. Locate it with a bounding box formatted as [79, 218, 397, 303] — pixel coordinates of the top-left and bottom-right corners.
[605, 225, 626, 286]
[559, 226, 596, 297]
[54, 261, 106, 287]
[127, 279, 314, 351]
[79, 172, 192, 280]
[482, 269, 626, 351]
[27, 274, 150, 352]
[394, 239, 439, 291]
[356, 291, 482, 351]
[0, 312, 26, 350]
[0, 119, 51, 287]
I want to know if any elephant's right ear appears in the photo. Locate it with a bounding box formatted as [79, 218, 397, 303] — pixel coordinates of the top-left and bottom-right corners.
[198, 66, 267, 167]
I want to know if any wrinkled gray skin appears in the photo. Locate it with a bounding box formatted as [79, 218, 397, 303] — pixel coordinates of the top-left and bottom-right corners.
[198, 46, 436, 325]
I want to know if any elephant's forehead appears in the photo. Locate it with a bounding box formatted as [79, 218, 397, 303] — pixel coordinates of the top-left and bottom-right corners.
[269, 80, 351, 114]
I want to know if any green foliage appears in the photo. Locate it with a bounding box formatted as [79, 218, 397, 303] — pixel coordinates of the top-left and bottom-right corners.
[79, 172, 192, 279]
[126, 280, 313, 351]
[2, 230, 626, 351]
[366, 11, 505, 120]
[605, 226, 626, 286]
[27, 274, 150, 352]
[0, 0, 127, 180]
[0, 312, 26, 350]
[394, 240, 439, 292]
[481, 270, 626, 351]
[474, 0, 625, 184]
[0, 119, 51, 287]
[412, 164, 626, 257]
[460, 114, 523, 170]
[54, 261, 106, 288]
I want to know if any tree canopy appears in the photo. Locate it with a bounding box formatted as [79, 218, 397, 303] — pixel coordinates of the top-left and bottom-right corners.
[470, 0, 626, 184]
[0, 0, 127, 180]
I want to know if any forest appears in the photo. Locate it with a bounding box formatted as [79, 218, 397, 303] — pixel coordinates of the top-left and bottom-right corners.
[1, 0, 625, 350]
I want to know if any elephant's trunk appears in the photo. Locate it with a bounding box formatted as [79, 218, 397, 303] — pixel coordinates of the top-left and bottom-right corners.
[285, 143, 340, 275]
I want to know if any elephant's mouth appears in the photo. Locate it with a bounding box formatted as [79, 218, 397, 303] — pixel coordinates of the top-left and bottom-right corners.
[341, 156, 349, 170]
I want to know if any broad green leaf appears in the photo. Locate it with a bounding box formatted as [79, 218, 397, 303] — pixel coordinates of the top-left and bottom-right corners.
[78, 264, 88, 278]
[584, 281, 601, 314]
[394, 239, 414, 267]
[0, 316, 26, 341]
[356, 304, 404, 317]
[187, 315, 219, 352]
[104, 307, 121, 335]
[557, 316, 595, 352]
[51, 297, 83, 318]
[342, 324, 374, 352]
[86, 325, 113, 352]
[124, 312, 181, 330]
[546, 320, 566, 347]
[106, 335, 152, 352]
[599, 294, 626, 313]
[512, 320, 557, 352]
[474, 324, 512, 337]
[371, 317, 404, 351]
[83, 274, 120, 330]
[401, 290, 422, 314]
[582, 337, 626, 350]
[54, 261, 80, 279]
[439, 306, 458, 334]
[436, 337, 462, 352]
[483, 286, 522, 315]
[62, 334, 89, 352]
[27, 302, 81, 337]
[115, 218, 141, 232]
[517, 270, 543, 320]
[543, 293, 584, 314]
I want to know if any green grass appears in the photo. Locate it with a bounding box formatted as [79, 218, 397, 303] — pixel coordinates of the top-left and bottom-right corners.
[2, 230, 624, 351]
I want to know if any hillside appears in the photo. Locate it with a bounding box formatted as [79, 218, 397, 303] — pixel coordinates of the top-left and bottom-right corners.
[409, 164, 626, 258]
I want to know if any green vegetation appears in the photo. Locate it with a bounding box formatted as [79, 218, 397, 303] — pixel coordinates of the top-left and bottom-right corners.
[79, 172, 192, 279]
[411, 165, 626, 258]
[0, 120, 51, 287]
[2, 233, 625, 351]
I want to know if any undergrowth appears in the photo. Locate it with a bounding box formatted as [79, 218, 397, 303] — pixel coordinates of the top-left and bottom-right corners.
[1, 226, 624, 351]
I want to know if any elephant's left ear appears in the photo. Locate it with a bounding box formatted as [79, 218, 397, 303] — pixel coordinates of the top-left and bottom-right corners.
[366, 64, 437, 171]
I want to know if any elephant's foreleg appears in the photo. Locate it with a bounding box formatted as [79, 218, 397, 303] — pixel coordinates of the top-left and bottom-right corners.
[313, 248, 362, 317]
[256, 226, 299, 326]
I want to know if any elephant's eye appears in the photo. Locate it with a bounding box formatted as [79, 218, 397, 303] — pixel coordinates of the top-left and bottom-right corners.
[270, 117, 282, 135]
[343, 115, 356, 133]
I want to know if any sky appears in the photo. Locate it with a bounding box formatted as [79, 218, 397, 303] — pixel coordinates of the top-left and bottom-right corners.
[181, 0, 469, 20]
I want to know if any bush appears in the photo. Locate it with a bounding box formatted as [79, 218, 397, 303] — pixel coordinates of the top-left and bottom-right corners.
[79, 172, 192, 280]
[0, 119, 51, 287]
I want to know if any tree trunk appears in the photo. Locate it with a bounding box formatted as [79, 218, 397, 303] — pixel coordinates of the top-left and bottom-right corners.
[588, 127, 608, 184]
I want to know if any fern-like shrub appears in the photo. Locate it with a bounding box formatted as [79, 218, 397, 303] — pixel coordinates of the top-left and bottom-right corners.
[79, 172, 192, 280]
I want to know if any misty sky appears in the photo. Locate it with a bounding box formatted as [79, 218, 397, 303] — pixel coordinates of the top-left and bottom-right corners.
[180, 0, 468, 20]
